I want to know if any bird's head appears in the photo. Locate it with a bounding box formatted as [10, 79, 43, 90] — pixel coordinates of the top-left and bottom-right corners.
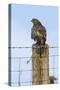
[31, 18, 42, 25]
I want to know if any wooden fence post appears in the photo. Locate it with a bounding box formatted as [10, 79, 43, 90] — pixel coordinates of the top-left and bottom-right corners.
[32, 43, 50, 85]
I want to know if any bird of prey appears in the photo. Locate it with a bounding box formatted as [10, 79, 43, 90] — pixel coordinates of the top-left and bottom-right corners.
[31, 18, 47, 56]
[31, 18, 47, 45]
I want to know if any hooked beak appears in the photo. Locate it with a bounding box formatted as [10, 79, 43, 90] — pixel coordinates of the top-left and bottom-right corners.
[31, 20, 32, 22]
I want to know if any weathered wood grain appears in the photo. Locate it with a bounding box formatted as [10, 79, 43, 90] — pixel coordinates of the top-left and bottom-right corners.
[32, 43, 50, 85]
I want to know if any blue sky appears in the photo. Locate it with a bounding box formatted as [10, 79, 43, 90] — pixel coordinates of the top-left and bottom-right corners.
[10, 4, 58, 86]
[11, 4, 58, 47]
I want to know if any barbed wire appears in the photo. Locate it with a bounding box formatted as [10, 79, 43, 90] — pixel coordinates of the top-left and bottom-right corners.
[9, 79, 58, 84]
[8, 46, 58, 86]
[9, 67, 58, 72]
[9, 55, 58, 59]
[8, 46, 59, 48]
